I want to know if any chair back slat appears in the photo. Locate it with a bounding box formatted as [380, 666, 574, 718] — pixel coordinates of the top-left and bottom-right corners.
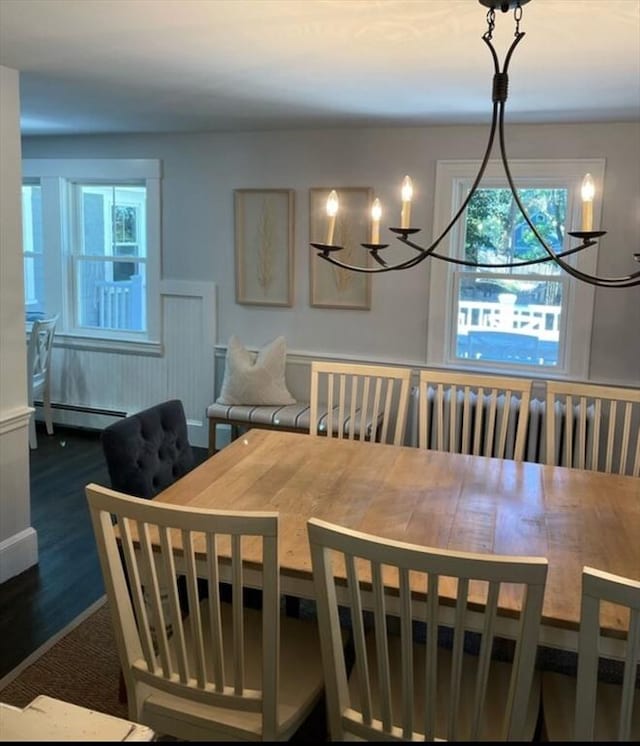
[310, 361, 412, 445]
[205, 534, 225, 691]
[371, 561, 393, 731]
[345, 554, 372, 724]
[424, 573, 439, 741]
[470, 581, 500, 740]
[399, 568, 414, 739]
[160, 527, 189, 683]
[545, 381, 640, 475]
[346, 374, 355, 439]
[447, 576, 469, 740]
[119, 518, 157, 671]
[231, 534, 244, 694]
[308, 517, 548, 742]
[418, 370, 533, 461]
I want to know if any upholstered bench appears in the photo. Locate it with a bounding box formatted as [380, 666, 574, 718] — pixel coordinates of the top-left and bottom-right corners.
[206, 401, 386, 455]
[207, 401, 311, 455]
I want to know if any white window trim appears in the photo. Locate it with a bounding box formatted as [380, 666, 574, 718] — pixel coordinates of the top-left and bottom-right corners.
[426, 158, 605, 380]
[22, 158, 161, 351]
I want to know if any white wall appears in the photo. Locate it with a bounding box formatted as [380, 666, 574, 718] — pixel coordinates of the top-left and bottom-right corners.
[22, 121, 640, 390]
[0, 66, 37, 583]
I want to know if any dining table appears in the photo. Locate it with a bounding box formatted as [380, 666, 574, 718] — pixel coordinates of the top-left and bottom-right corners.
[152, 427, 640, 659]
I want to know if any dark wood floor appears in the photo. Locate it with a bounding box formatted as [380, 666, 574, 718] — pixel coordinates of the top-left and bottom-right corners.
[0, 424, 209, 680]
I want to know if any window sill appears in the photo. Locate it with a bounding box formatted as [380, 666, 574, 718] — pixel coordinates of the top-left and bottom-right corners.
[26, 327, 163, 356]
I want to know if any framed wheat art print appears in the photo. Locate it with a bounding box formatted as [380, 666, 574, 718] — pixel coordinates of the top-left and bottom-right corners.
[234, 189, 295, 306]
[309, 186, 372, 310]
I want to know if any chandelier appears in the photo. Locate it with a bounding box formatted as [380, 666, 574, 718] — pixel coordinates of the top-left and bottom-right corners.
[311, 0, 640, 289]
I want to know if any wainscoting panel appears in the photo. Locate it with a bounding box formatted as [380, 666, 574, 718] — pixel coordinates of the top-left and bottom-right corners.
[42, 282, 216, 448]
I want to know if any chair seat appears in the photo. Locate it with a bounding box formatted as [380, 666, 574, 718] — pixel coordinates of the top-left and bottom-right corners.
[348, 632, 541, 741]
[542, 670, 640, 741]
[140, 600, 325, 741]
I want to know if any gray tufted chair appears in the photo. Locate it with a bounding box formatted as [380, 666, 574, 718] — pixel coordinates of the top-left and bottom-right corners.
[101, 400, 194, 500]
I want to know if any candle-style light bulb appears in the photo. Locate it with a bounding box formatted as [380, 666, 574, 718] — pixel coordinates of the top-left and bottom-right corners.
[371, 198, 382, 244]
[326, 189, 339, 245]
[400, 175, 413, 229]
[581, 173, 595, 232]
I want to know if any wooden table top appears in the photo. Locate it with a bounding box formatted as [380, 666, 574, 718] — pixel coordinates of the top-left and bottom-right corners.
[154, 428, 640, 645]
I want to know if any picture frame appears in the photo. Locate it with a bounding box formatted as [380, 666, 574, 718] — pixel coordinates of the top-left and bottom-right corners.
[309, 186, 373, 310]
[234, 189, 295, 306]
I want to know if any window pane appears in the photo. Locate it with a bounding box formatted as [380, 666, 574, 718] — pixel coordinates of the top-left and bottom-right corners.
[465, 187, 566, 274]
[76, 260, 146, 332]
[22, 184, 44, 313]
[78, 185, 146, 258]
[456, 275, 562, 366]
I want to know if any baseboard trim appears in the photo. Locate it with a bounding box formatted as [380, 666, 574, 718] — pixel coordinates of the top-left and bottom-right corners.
[0, 528, 38, 584]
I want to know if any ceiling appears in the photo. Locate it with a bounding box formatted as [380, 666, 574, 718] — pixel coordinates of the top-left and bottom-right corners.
[1, 0, 639, 137]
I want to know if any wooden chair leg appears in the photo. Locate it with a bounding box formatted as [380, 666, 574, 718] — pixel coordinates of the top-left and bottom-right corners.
[208, 419, 218, 456]
[43, 383, 54, 435]
[118, 668, 127, 704]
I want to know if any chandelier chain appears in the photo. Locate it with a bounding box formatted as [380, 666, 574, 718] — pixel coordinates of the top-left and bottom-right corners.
[514, 3, 523, 35]
[484, 8, 496, 40]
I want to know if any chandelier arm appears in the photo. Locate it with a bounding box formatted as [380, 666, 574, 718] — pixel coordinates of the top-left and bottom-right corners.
[318, 252, 426, 274]
[502, 30, 526, 75]
[497, 103, 640, 287]
[399, 236, 597, 269]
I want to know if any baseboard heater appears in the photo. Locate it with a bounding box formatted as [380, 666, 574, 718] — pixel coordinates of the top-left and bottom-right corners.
[34, 401, 127, 418]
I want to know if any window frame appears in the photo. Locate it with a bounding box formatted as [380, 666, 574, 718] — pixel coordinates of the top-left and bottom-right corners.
[22, 158, 161, 353]
[426, 158, 605, 379]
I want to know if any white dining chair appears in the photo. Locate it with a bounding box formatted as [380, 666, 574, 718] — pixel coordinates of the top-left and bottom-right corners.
[542, 566, 640, 741]
[27, 314, 58, 449]
[545, 380, 640, 476]
[309, 360, 412, 446]
[417, 369, 533, 461]
[307, 516, 548, 741]
[86, 483, 325, 741]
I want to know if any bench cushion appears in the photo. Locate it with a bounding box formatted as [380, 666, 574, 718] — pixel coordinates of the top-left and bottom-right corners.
[207, 402, 310, 430]
[207, 401, 383, 438]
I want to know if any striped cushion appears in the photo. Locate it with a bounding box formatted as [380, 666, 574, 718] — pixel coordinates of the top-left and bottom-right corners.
[206, 402, 382, 438]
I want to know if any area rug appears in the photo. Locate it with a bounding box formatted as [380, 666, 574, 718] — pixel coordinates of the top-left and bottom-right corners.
[0, 596, 128, 721]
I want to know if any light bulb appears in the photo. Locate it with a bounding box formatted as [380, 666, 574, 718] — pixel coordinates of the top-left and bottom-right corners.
[400, 176, 413, 229]
[581, 174, 595, 231]
[581, 173, 595, 202]
[326, 189, 339, 244]
[326, 189, 339, 217]
[371, 198, 382, 243]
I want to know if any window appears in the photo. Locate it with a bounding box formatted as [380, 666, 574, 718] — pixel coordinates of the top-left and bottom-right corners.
[22, 182, 44, 315]
[22, 159, 161, 351]
[427, 159, 605, 379]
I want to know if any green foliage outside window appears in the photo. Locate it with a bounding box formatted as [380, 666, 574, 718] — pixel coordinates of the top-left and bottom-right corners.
[465, 188, 566, 272]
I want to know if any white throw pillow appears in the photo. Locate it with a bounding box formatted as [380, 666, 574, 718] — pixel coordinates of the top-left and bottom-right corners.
[216, 335, 296, 406]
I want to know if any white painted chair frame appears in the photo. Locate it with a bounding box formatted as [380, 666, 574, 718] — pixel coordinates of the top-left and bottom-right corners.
[27, 314, 58, 449]
[86, 483, 324, 741]
[542, 567, 640, 741]
[308, 517, 548, 741]
[545, 380, 640, 476]
[417, 369, 533, 461]
[309, 361, 412, 446]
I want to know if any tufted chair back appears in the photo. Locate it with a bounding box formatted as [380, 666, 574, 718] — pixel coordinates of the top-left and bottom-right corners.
[101, 400, 194, 499]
